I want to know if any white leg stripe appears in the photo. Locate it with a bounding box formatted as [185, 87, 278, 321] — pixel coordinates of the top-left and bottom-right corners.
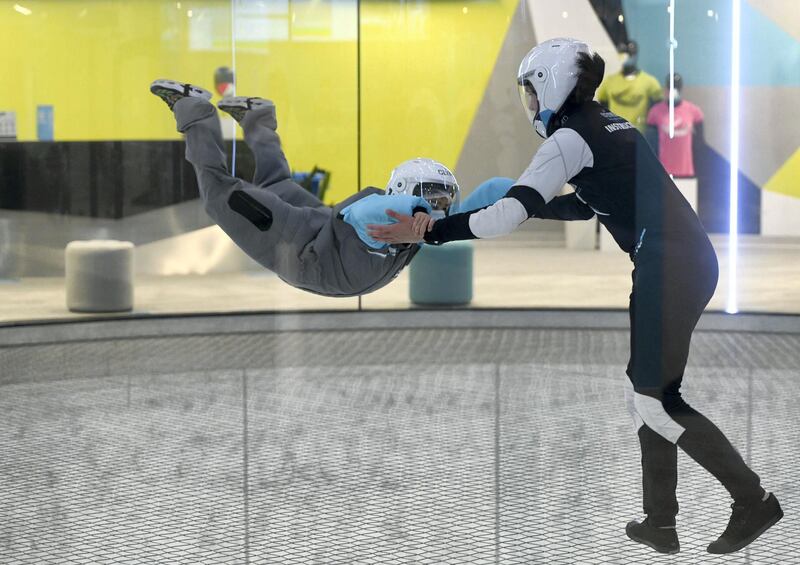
[633, 392, 686, 444]
[623, 380, 644, 432]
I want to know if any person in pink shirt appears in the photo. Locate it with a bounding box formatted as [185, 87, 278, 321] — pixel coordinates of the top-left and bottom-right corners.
[646, 74, 704, 178]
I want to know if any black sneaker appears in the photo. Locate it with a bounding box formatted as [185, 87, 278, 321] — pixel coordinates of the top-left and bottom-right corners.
[707, 492, 783, 554]
[217, 96, 274, 123]
[626, 518, 680, 554]
[149, 79, 211, 110]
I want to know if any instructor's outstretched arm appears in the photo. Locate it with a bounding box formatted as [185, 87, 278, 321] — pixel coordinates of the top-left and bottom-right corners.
[369, 128, 593, 245]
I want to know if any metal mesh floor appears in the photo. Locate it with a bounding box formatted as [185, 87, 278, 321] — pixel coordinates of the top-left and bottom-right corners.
[1, 327, 799, 564]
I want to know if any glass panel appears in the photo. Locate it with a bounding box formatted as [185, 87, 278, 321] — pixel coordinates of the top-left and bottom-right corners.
[0, 0, 241, 320]
[355, 0, 676, 312]
[224, 0, 360, 311]
[624, 0, 800, 315]
[734, 0, 800, 313]
[360, 0, 544, 310]
[3, 0, 798, 319]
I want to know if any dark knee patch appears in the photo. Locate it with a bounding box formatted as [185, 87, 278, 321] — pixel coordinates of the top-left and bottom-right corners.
[229, 190, 273, 231]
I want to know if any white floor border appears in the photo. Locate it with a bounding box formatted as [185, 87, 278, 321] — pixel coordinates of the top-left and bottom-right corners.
[2, 309, 800, 347]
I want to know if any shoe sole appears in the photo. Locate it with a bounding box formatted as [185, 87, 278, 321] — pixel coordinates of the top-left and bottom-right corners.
[626, 531, 680, 554]
[707, 507, 784, 554]
[218, 97, 274, 110]
[150, 79, 212, 100]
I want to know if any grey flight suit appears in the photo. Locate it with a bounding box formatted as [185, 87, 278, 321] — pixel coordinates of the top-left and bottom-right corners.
[173, 97, 419, 297]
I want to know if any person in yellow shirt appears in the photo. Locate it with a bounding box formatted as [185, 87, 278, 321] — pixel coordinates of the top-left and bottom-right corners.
[597, 40, 663, 132]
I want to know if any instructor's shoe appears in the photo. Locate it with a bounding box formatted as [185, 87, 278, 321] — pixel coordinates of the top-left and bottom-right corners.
[149, 79, 212, 110]
[217, 96, 274, 123]
[626, 518, 680, 554]
[707, 492, 783, 554]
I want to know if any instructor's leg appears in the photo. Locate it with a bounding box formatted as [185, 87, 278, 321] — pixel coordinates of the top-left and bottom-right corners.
[626, 287, 679, 527]
[630, 253, 763, 507]
[174, 96, 314, 276]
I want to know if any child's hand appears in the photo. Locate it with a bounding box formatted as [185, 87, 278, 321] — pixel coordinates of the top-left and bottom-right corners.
[412, 212, 435, 239]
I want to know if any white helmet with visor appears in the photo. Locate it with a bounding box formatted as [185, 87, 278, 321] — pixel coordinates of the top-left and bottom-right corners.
[517, 38, 590, 138]
[386, 158, 460, 218]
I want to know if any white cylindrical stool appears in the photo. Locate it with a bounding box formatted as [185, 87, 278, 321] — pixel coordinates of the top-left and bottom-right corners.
[66, 240, 134, 313]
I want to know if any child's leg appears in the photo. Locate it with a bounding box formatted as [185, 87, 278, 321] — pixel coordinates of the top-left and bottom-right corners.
[238, 101, 327, 209]
[173, 97, 324, 277]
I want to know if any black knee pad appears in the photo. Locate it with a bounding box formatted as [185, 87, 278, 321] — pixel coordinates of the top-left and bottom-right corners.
[229, 190, 273, 231]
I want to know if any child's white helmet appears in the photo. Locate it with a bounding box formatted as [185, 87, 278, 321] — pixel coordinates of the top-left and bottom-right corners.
[517, 38, 590, 138]
[386, 158, 460, 217]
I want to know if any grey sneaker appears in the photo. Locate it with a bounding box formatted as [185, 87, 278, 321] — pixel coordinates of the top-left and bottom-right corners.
[217, 96, 274, 123]
[149, 79, 212, 110]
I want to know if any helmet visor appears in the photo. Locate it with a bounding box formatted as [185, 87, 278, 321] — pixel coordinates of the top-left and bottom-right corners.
[518, 80, 539, 126]
[412, 182, 458, 211]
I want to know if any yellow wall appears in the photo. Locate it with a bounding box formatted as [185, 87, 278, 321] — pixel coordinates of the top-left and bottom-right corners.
[0, 0, 516, 203]
[360, 0, 517, 190]
[1, 1, 234, 141]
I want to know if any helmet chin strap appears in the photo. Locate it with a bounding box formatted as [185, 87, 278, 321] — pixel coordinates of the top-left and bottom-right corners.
[533, 109, 554, 139]
[533, 118, 546, 139]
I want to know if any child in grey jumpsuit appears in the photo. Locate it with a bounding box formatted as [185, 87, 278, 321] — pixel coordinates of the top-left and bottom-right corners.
[150, 79, 466, 298]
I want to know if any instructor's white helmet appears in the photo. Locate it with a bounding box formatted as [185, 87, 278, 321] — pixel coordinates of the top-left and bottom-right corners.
[517, 38, 590, 138]
[386, 158, 461, 218]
